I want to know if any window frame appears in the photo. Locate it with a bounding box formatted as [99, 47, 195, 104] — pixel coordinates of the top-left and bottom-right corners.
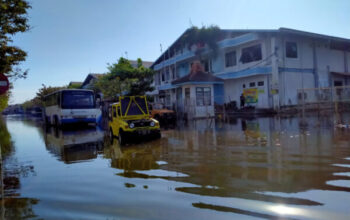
[249, 82, 256, 88]
[196, 87, 211, 106]
[240, 44, 262, 64]
[285, 41, 298, 59]
[225, 50, 237, 68]
[113, 106, 117, 118]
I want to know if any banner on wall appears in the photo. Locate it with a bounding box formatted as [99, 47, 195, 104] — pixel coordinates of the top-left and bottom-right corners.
[243, 88, 258, 103]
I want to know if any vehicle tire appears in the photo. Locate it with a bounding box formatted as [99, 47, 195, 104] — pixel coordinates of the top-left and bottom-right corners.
[155, 131, 161, 139]
[118, 130, 127, 145]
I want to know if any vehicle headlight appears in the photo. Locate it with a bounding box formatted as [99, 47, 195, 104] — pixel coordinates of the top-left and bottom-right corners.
[150, 121, 155, 127]
[129, 123, 135, 128]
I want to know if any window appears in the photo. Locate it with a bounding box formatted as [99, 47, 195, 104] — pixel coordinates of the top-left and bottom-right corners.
[286, 42, 297, 58]
[249, 82, 256, 87]
[185, 88, 190, 105]
[201, 59, 211, 72]
[334, 81, 343, 87]
[196, 87, 211, 106]
[113, 107, 117, 117]
[258, 81, 264, 86]
[161, 71, 165, 81]
[165, 67, 170, 81]
[171, 66, 175, 79]
[240, 44, 262, 64]
[117, 106, 121, 116]
[225, 51, 236, 67]
[61, 91, 95, 109]
[165, 94, 171, 107]
[242, 84, 246, 88]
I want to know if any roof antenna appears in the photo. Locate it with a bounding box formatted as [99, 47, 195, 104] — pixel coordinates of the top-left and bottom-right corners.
[125, 51, 128, 59]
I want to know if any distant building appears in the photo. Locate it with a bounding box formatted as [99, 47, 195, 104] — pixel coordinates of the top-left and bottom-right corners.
[150, 27, 350, 115]
[81, 73, 104, 89]
[68, 81, 83, 88]
[130, 60, 153, 68]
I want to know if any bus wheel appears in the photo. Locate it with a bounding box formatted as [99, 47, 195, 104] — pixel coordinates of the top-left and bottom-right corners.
[118, 130, 127, 145]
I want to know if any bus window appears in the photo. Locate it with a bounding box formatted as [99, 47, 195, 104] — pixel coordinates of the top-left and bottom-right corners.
[57, 92, 61, 107]
[61, 90, 95, 109]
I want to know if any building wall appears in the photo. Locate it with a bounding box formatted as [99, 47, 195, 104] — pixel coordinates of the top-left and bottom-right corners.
[278, 36, 350, 105]
[181, 84, 215, 118]
[224, 75, 270, 108]
[152, 31, 350, 110]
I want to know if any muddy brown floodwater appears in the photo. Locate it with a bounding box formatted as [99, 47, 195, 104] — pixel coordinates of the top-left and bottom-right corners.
[1, 114, 350, 219]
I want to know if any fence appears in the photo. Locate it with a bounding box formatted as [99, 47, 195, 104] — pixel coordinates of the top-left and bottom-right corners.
[297, 86, 350, 111]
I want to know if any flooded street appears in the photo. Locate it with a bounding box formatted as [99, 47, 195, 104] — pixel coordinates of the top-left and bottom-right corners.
[1, 114, 350, 219]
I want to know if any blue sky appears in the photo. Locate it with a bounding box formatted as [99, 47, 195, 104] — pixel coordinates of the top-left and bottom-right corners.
[10, 0, 350, 104]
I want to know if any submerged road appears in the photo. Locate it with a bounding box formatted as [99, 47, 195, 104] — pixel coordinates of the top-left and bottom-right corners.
[1, 114, 350, 219]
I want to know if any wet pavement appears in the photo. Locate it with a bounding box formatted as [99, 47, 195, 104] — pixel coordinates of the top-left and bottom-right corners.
[1, 114, 350, 219]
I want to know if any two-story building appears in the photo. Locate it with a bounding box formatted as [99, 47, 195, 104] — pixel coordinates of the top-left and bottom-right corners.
[150, 28, 350, 115]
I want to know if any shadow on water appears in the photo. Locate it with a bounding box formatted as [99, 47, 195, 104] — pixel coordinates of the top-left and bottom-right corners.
[0, 116, 39, 219]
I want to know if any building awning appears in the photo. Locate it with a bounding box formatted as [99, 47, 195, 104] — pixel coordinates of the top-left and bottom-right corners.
[331, 71, 350, 76]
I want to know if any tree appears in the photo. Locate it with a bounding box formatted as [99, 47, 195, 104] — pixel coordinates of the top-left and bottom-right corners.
[94, 58, 155, 99]
[0, 92, 10, 111]
[0, 0, 31, 78]
[0, 0, 31, 111]
[178, 25, 221, 60]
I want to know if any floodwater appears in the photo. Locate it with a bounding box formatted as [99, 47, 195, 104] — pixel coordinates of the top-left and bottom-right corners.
[1, 114, 350, 220]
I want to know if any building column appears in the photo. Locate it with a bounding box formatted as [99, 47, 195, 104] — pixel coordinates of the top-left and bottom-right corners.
[313, 42, 319, 88]
[271, 37, 280, 110]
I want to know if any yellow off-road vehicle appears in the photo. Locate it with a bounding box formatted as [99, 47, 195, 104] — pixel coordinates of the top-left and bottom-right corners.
[108, 96, 161, 145]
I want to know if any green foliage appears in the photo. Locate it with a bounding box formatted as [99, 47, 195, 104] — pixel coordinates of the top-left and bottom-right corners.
[0, 115, 12, 158]
[179, 25, 221, 58]
[0, 91, 10, 112]
[0, 0, 31, 79]
[67, 82, 82, 89]
[94, 58, 155, 99]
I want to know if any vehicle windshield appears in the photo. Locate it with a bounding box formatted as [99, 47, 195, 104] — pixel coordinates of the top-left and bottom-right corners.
[61, 90, 95, 109]
[120, 97, 148, 116]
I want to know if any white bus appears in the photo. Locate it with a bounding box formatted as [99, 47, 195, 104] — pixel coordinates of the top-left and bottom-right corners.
[43, 89, 102, 126]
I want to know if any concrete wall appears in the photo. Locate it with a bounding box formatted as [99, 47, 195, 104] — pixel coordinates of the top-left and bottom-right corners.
[224, 75, 270, 108]
[181, 84, 215, 118]
[278, 36, 350, 105]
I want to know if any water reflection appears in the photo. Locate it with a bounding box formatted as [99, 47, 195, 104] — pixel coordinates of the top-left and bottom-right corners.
[101, 115, 350, 219]
[2, 114, 350, 219]
[43, 126, 104, 163]
[1, 116, 39, 219]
